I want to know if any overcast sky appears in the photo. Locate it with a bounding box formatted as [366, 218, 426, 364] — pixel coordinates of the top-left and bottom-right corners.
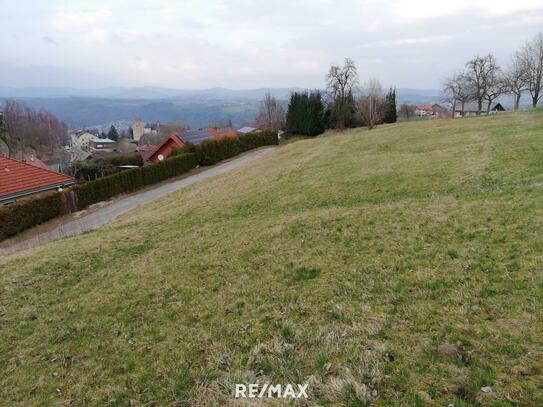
[1, 0, 542, 90]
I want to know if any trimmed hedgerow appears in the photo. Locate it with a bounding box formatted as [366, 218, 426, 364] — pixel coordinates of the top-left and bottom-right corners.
[170, 130, 278, 166]
[74, 152, 199, 209]
[0, 192, 61, 241]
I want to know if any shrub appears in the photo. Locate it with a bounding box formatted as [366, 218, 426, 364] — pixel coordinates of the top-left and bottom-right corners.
[74, 152, 199, 209]
[0, 193, 61, 240]
[171, 130, 278, 166]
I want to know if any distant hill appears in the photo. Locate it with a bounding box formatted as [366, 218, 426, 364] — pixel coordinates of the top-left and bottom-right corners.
[0, 86, 444, 130]
[0, 86, 305, 100]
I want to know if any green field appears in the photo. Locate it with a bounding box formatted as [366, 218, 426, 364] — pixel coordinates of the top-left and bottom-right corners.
[1, 113, 542, 406]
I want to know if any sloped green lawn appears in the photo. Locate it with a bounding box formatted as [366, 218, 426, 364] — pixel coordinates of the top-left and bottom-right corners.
[1, 113, 542, 406]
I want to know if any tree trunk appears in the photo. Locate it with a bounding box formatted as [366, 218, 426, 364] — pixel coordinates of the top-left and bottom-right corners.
[486, 101, 491, 115]
[461, 101, 465, 117]
[452, 100, 457, 119]
[514, 93, 521, 111]
[477, 99, 483, 115]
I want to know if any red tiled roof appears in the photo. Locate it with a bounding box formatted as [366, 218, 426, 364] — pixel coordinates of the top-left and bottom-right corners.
[0, 155, 75, 201]
[416, 104, 434, 110]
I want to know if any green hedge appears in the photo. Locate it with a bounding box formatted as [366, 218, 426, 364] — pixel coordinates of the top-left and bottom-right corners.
[0, 193, 61, 240]
[74, 152, 199, 209]
[170, 130, 278, 166]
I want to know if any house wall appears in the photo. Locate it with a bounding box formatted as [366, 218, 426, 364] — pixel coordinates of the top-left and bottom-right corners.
[74, 133, 98, 150]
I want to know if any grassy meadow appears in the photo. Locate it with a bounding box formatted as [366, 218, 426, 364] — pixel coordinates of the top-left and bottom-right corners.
[1, 112, 542, 406]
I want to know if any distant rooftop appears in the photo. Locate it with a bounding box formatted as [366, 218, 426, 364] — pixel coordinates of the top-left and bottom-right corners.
[175, 129, 214, 145]
[237, 126, 258, 134]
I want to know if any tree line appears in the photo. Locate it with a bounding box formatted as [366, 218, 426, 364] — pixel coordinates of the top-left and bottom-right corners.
[256, 58, 397, 137]
[444, 32, 543, 116]
[2, 99, 69, 158]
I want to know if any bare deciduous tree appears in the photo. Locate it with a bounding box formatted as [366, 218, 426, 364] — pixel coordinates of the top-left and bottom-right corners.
[326, 58, 359, 129]
[465, 54, 500, 114]
[484, 75, 505, 114]
[254, 93, 285, 131]
[359, 77, 383, 129]
[398, 104, 416, 121]
[518, 32, 543, 108]
[443, 73, 473, 117]
[503, 53, 529, 111]
[4, 99, 69, 158]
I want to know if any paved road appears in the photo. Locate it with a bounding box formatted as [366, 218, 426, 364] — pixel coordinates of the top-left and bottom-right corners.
[0, 147, 276, 257]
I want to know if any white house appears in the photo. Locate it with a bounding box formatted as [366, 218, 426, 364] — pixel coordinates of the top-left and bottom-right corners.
[72, 130, 99, 150]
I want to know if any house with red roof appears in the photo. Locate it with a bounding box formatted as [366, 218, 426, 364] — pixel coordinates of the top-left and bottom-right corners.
[147, 129, 215, 163]
[147, 127, 244, 163]
[0, 155, 75, 204]
[415, 104, 449, 118]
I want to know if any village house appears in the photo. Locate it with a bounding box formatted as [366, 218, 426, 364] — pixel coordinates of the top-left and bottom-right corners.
[415, 104, 448, 118]
[147, 129, 215, 163]
[0, 155, 75, 204]
[454, 102, 506, 117]
[72, 130, 99, 150]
